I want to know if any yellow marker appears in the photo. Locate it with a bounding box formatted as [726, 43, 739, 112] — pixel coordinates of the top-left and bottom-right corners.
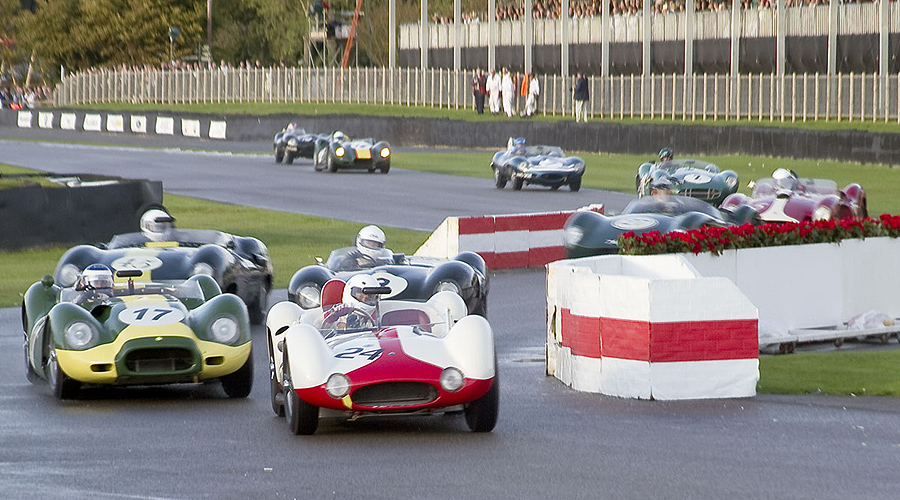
[342, 395, 353, 409]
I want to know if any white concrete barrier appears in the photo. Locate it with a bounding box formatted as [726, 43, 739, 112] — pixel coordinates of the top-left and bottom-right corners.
[547, 254, 759, 400]
[209, 121, 227, 139]
[38, 112, 53, 129]
[130, 115, 147, 134]
[106, 114, 124, 133]
[60, 113, 76, 130]
[83, 114, 102, 131]
[416, 205, 604, 269]
[16, 111, 32, 128]
[181, 119, 201, 138]
[155, 117, 174, 135]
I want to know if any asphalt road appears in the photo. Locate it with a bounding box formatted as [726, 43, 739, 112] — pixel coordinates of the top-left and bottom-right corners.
[3, 128, 900, 499]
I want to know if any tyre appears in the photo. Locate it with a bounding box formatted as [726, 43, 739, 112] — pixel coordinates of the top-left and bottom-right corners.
[274, 147, 284, 163]
[464, 372, 499, 433]
[24, 339, 40, 384]
[248, 284, 268, 325]
[220, 350, 253, 398]
[313, 148, 324, 171]
[569, 176, 582, 192]
[379, 164, 390, 174]
[493, 168, 507, 189]
[283, 350, 319, 435]
[285, 153, 295, 165]
[326, 154, 337, 173]
[512, 177, 524, 191]
[48, 346, 80, 400]
[268, 336, 284, 416]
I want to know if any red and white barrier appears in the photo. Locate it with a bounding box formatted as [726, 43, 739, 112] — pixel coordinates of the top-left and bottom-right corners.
[415, 205, 603, 269]
[547, 254, 759, 400]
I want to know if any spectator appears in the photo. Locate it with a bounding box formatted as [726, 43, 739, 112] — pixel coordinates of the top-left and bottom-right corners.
[488, 69, 502, 115]
[501, 68, 515, 117]
[573, 72, 589, 123]
[473, 69, 487, 114]
[525, 73, 540, 117]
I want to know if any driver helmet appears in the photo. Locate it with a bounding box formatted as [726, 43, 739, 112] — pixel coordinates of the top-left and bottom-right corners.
[342, 274, 381, 316]
[288, 122, 298, 130]
[355, 225, 386, 259]
[772, 168, 797, 190]
[511, 137, 526, 154]
[658, 147, 674, 162]
[79, 263, 114, 292]
[140, 208, 175, 241]
[333, 131, 346, 142]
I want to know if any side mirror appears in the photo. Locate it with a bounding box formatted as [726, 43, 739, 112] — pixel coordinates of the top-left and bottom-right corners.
[747, 181, 756, 190]
[41, 275, 54, 287]
[315, 256, 324, 265]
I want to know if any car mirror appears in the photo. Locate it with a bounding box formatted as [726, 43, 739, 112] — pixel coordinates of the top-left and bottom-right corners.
[747, 181, 756, 190]
[41, 275, 54, 287]
[315, 256, 324, 265]
[277, 340, 284, 352]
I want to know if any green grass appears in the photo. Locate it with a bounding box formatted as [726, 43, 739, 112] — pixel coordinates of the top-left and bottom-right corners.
[759, 350, 900, 396]
[73, 101, 900, 134]
[0, 164, 62, 188]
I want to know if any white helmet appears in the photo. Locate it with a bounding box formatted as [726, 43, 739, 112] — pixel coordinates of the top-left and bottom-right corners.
[342, 274, 381, 316]
[79, 263, 114, 291]
[333, 131, 346, 142]
[355, 225, 386, 259]
[772, 168, 797, 190]
[140, 209, 175, 241]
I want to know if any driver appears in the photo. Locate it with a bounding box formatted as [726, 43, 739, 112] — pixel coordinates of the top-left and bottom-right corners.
[140, 208, 176, 242]
[508, 137, 526, 156]
[333, 131, 347, 142]
[320, 274, 381, 332]
[331, 225, 392, 271]
[772, 168, 799, 191]
[658, 147, 674, 163]
[75, 263, 115, 301]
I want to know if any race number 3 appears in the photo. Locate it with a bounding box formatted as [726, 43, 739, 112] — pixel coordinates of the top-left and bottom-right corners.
[118, 305, 185, 326]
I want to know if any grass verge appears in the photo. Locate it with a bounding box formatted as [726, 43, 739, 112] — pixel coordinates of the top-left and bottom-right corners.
[759, 349, 900, 396]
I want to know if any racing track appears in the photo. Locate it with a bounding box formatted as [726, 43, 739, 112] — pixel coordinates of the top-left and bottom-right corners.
[3, 129, 900, 499]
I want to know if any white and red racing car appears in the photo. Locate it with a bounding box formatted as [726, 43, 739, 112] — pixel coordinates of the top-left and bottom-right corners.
[265, 279, 499, 435]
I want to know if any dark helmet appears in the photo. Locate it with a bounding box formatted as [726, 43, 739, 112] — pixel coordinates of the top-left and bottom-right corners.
[658, 147, 674, 162]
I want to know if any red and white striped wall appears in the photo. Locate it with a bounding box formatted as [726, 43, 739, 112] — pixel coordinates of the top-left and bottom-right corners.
[415, 205, 604, 269]
[547, 254, 759, 400]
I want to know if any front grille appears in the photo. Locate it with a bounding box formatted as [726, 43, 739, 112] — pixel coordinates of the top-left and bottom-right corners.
[682, 188, 720, 200]
[124, 348, 194, 373]
[537, 173, 566, 182]
[352, 382, 438, 408]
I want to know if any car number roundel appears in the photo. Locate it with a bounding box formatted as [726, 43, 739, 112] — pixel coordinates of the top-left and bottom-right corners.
[682, 173, 712, 184]
[118, 305, 185, 326]
[368, 271, 407, 298]
[611, 216, 659, 231]
[111, 255, 164, 272]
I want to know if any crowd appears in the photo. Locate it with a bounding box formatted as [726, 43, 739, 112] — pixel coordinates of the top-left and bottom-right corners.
[471, 68, 589, 122]
[0, 86, 51, 109]
[431, 0, 873, 23]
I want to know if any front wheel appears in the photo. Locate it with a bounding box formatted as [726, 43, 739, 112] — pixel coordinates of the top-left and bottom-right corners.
[274, 147, 284, 163]
[268, 336, 284, 416]
[493, 168, 507, 189]
[379, 164, 390, 174]
[464, 374, 499, 433]
[248, 283, 268, 325]
[48, 346, 80, 400]
[512, 177, 524, 191]
[284, 153, 295, 165]
[220, 350, 253, 398]
[25, 339, 40, 384]
[569, 176, 582, 192]
[326, 154, 337, 173]
[283, 350, 319, 435]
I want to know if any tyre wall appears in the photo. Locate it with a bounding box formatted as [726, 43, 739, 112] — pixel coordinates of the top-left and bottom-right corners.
[546, 254, 759, 400]
[0, 178, 163, 250]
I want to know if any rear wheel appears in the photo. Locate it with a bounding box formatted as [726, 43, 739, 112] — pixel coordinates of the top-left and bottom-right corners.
[283, 350, 319, 435]
[220, 350, 253, 398]
[569, 176, 582, 192]
[464, 373, 499, 433]
[512, 177, 524, 191]
[48, 346, 80, 400]
[493, 168, 507, 189]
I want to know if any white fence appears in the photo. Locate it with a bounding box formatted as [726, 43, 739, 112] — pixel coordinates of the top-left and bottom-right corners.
[54, 66, 900, 123]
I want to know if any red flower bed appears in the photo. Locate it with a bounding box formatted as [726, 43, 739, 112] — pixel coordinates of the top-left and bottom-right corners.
[619, 215, 900, 256]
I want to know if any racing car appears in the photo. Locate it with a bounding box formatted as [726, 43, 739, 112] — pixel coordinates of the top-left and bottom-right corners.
[265, 281, 498, 435]
[273, 122, 325, 164]
[287, 246, 489, 317]
[53, 209, 273, 324]
[22, 267, 253, 400]
[636, 157, 739, 207]
[491, 137, 584, 191]
[563, 194, 761, 258]
[720, 168, 868, 223]
[313, 130, 391, 173]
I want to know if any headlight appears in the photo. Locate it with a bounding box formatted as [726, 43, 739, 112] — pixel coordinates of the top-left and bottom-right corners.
[435, 280, 461, 295]
[564, 226, 584, 245]
[64, 321, 97, 350]
[209, 316, 239, 344]
[287, 138, 297, 146]
[192, 262, 214, 277]
[58, 264, 80, 287]
[439, 367, 465, 392]
[813, 206, 832, 221]
[335, 146, 345, 157]
[725, 176, 738, 188]
[380, 147, 390, 158]
[296, 284, 321, 309]
[325, 373, 351, 399]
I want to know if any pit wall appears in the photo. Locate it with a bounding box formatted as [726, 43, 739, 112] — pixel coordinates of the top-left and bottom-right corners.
[415, 206, 603, 269]
[546, 254, 759, 400]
